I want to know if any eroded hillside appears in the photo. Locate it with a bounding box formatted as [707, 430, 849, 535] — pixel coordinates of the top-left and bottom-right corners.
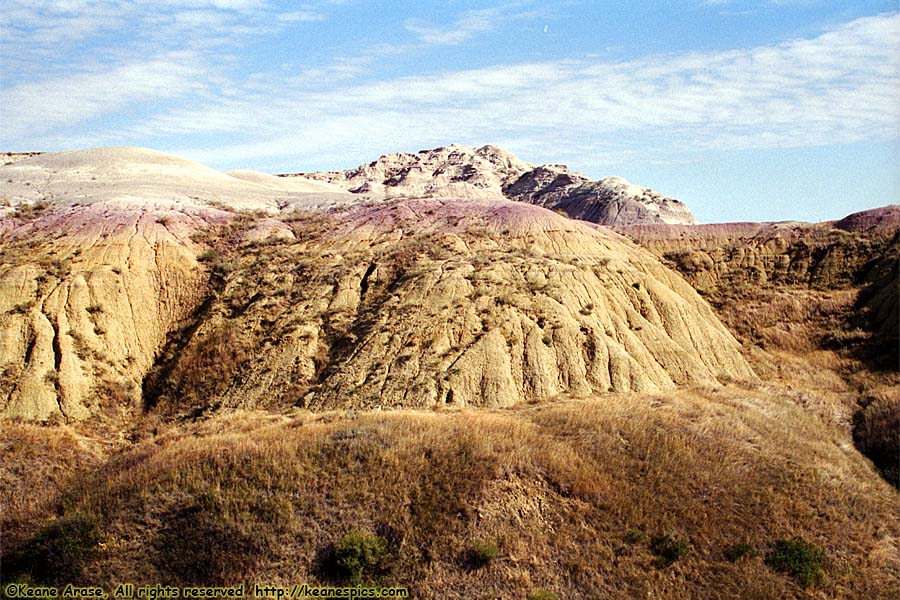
[0, 148, 746, 423]
[1, 146, 898, 599]
[618, 207, 900, 484]
[145, 199, 750, 419]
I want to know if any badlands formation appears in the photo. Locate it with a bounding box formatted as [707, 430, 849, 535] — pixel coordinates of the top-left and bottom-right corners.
[1, 146, 739, 422]
[293, 144, 697, 225]
[2, 145, 899, 599]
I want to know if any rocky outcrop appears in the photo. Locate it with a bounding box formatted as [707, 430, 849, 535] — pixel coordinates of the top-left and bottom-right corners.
[0, 147, 350, 422]
[294, 144, 530, 199]
[855, 229, 899, 368]
[146, 198, 753, 417]
[1, 147, 747, 421]
[616, 207, 900, 294]
[505, 167, 696, 225]
[1, 152, 44, 166]
[0, 205, 207, 421]
[292, 144, 697, 225]
[617, 206, 900, 375]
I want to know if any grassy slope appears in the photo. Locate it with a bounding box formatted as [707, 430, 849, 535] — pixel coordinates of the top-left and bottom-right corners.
[3, 389, 898, 599]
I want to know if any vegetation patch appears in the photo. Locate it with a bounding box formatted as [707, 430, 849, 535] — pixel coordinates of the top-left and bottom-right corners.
[649, 533, 689, 567]
[765, 537, 826, 588]
[332, 530, 389, 584]
[526, 590, 558, 600]
[622, 528, 646, 544]
[3, 514, 101, 585]
[725, 542, 758, 562]
[467, 540, 498, 568]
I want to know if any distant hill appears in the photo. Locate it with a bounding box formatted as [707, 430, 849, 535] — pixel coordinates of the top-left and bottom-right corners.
[289, 143, 697, 225]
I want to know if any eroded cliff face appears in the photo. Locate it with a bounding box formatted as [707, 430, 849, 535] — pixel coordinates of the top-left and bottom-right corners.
[616, 206, 900, 294]
[0, 147, 749, 422]
[0, 147, 300, 422]
[145, 199, 752, 418]
[0, 206, 208, 421]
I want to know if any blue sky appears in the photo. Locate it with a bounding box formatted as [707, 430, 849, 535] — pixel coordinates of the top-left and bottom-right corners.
[1, 1, 897, 223]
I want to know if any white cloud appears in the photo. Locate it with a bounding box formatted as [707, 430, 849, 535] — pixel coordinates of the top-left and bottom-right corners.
[1, 9, 897, 173]
[139, 12, 898, 169]
[404, 4, 530, 46]
[0, 0, 331, 83]
[154, 0, 268, 11]
[277, 10, 326, 22]
[0, 56, 207, 140]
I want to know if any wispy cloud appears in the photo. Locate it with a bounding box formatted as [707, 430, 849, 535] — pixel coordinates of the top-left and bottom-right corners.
[152, 12, 899, 169]
[1, 8, 897, 174]
[0, 54, 207, 141]
[404, 4, 535, 46]
[0, 0, 331, 83]
[277, 10, 327, 23]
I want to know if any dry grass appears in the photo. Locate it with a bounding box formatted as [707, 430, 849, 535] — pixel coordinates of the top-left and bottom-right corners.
[3, 390, 897, 598]
[704, 282, 900, 483]
[0, 424, 104, 549]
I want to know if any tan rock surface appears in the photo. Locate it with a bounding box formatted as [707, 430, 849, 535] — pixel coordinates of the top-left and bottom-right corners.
[617, 206, 900, 293]
[0, 206, 208, 421]
[1, 147, 750, 421]
[147, 198, 754, 417]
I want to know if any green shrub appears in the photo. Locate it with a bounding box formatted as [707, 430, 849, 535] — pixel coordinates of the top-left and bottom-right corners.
[650, 533, 689, 567]
[765, 537, 826, 588]
[468, 540, 498, 568]
[725, 542, 758, 562]
[197, 249, 219, 262]
[334, 530, 388, 583]
[6, 514, 101, 584]
[623, 528, 646, 544]
[526, 590, 558, 600]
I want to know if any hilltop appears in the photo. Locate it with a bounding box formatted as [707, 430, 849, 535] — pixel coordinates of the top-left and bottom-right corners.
[290, 144, 697, 225]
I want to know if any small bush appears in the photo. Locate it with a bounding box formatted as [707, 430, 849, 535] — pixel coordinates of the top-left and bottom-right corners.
[468, 540, 498, 568]
[623, 528, 646, 544]
[197, 249, 219, 263]
[725, 542, 758, 562]
[8, 301, 34, 315]
[579, 303, 594, 316]
[765, 537, 826, 588]
[650, 533, 689, 567]
[85, 304, 103, 315]
[334, 530, 388, 584]
[526, 590, 558, 600]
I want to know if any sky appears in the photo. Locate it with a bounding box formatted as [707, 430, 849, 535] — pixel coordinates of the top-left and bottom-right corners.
[0, 1, 898, 223]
